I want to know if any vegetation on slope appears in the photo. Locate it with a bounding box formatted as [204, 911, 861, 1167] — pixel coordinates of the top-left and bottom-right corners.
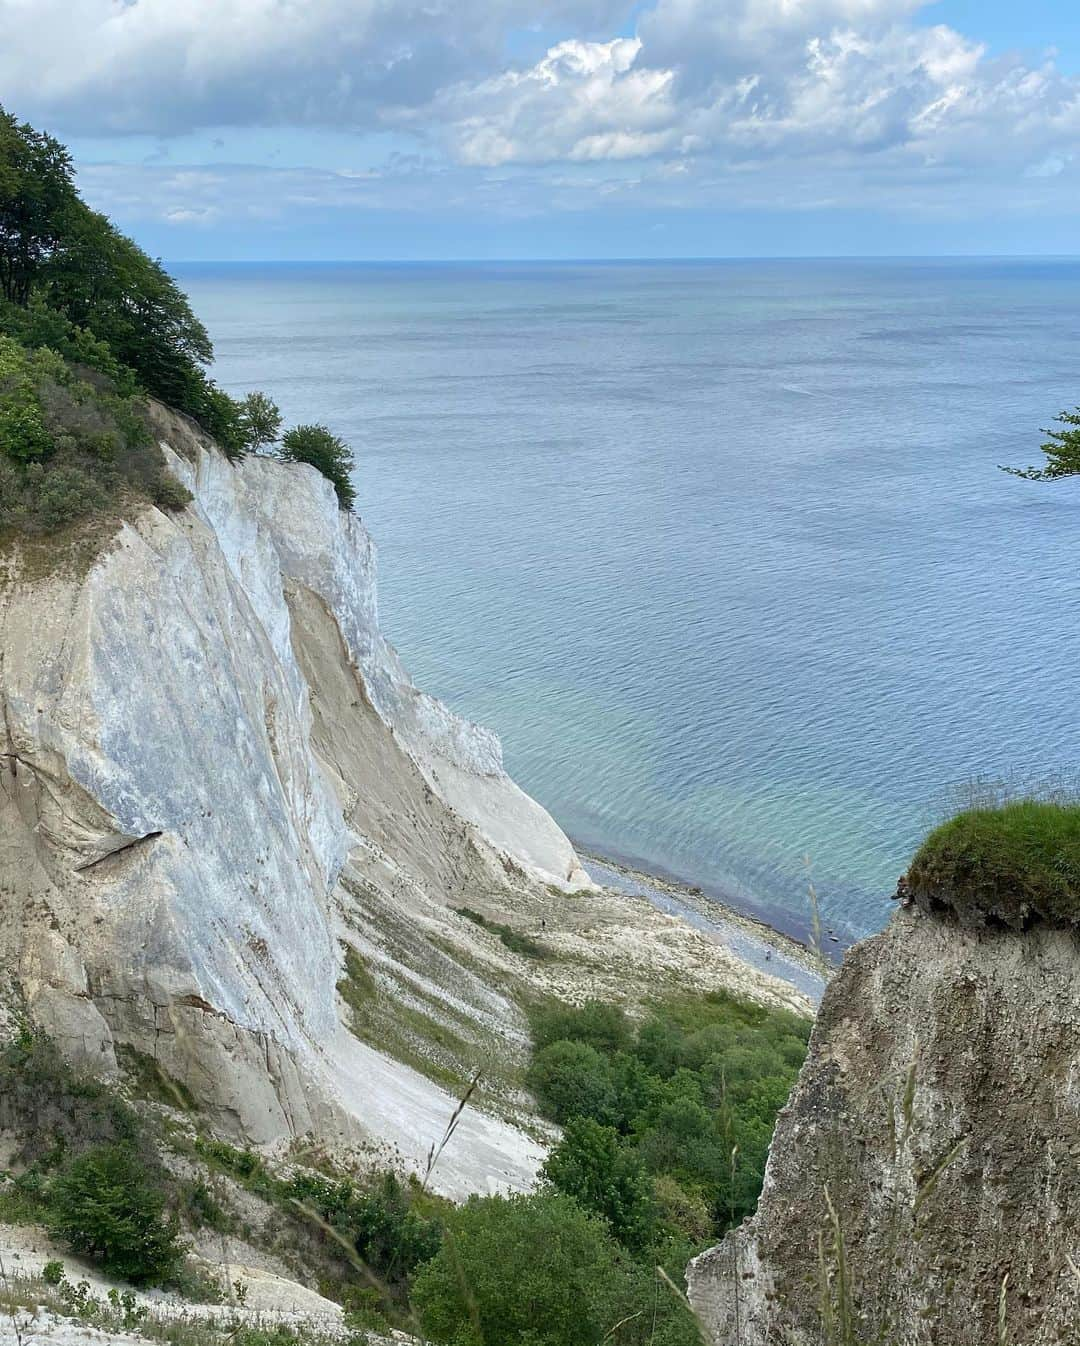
[0, 105, 358, 542]
[906, 800, 1080, 929]
[0, 981, 810, 1344]
[527, 994, 810, 1247]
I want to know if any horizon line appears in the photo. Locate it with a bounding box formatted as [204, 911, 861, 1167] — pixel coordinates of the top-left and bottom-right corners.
[164, 252, 1080, 265]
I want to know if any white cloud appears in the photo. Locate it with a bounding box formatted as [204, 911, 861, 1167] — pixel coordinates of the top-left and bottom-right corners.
[412, 38, 683, 166]
[0, 0, 632, 135]
[4, 0, 1080, 226]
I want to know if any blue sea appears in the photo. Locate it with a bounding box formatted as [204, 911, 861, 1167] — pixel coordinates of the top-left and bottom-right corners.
[176, 259, 1080, 940]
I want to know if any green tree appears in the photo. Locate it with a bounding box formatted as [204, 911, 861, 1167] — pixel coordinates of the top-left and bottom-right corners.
[0, 109, 77, 306]
[526, 1040, 618, 1126]
[279, 423, 356, 510]
[411, 1191, 643, 1346]
[1003, 408, 1080, 480]
[46, 1143, 186, 1284]
[542, 1117, 656, 1252]
[240, 391, 282, 452]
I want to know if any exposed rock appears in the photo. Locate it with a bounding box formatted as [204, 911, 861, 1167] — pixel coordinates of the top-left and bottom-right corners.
[687, 905, 1080, 1345]
[0, 405, 582, 1194]
[1, 405, 808, 1199]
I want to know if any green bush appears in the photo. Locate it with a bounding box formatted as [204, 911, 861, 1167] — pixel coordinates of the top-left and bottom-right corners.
[526, 1040, 619, 1126]
[541, 1117, 656, 1252]
[279, 423, 356, 511]
[906, 800, 1080, 929]
[527, 992, 810, 1245]
[0, 106, 276, 477]
[46, 1143, 186, 1284]
[531, 1000, 632, 1055]
[412, 1190, 697, 1346]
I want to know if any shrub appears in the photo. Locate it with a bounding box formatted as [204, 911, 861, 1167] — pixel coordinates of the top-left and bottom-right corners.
[151, 472, 192, 512]
[411, 1190, 692, 1346]
[541, 1117, 656, 1252]
[279, 423, 356, 511]
[531, 1000, 632, 1055]
[526, 1040, 619, 1126]
[240, 391, 282, 452]
[41, 1259, 65, 1286]
[46, 1143, 186, 1284]
[526, 993, 810, 1246]
[905, 800, 1080, 929]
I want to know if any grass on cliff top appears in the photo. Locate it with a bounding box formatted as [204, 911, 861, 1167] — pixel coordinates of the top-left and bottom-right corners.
[907, 799, 1080, 930]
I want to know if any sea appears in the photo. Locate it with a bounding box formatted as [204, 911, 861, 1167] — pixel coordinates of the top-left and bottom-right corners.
[175, 258, 1080, 941]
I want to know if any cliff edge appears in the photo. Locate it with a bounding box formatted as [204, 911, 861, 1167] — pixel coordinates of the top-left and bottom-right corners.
[687, 903, 1080, 1344]
[1, 405, 807, 1200]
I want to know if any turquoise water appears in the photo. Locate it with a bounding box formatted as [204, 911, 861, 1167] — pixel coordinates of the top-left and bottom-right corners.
[176, 259, 1080, 939]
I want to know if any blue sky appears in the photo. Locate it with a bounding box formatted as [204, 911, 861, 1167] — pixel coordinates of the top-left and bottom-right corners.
[3, 0, 1080, 259]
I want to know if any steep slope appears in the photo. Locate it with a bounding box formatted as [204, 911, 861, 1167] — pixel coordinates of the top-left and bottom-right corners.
[687, 903, 1080, 1345]
[0, 405, 584, 1194]
[1, 405, 808, 1199]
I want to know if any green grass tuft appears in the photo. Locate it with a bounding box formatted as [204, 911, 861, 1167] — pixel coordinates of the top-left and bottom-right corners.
[906, 800, 1080, 930]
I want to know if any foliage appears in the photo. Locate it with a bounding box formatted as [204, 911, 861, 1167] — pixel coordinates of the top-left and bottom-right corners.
[46, 1142, 186, 1284]
[278, 423, 356, 511]
[0, 108, 77, 306]
[240, 391, 282, 451]
[0, 103, 281, 538]
[1002, 407, 1080, 481]
[528, 993, 810, 1246]
[526, 1040, 620, 1126]
[0, 331, 195, 536]
[411, 1190, 699, 1346]
[532, 999, 632, 1055]
[455, 906, 553, 960]
[906, 800, 1080, 929]
[194, 1138, 443, 1295]
[541, 1117, 656, 1252]
[0, 1026, 142, 1166]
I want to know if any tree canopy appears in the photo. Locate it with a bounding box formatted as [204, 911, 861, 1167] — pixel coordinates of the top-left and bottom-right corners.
[0, 105, 361, 539]
[1003, 408, 1080, 481]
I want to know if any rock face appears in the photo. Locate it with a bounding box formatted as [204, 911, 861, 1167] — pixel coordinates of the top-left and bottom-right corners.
[687, 905, 1080, 1345]
[0, 405, 587, 1195]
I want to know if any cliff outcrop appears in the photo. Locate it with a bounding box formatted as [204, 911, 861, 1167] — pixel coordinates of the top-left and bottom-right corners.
[1, 405, 807, 1199]
[687, 904, 1080, 1344]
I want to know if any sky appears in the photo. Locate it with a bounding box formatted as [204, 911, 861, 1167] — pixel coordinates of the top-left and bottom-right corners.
[3, 0, 1080, 258]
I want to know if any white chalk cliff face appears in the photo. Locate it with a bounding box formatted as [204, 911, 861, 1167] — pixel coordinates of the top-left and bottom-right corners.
[0, 405, 588, 1196]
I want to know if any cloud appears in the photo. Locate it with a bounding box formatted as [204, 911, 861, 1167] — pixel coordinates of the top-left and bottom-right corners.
[401, 0, 1080, 201]
[5, 0, 1080, 233]
[0, 0, 633, 136]
[412, 38, 686, 166]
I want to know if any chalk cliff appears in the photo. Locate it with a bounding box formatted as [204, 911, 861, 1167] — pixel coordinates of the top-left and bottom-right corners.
[687, 904, 1080, 1345]
[2, 405, 807, 1201]
[0, 404, 593, 1196]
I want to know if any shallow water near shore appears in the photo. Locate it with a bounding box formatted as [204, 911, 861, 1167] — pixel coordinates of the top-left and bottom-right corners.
[180, 258, 1080, 939]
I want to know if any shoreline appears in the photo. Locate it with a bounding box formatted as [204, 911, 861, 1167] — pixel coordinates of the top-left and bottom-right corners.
[572, 837, 853, 952]
[579, 849, 830, 1006]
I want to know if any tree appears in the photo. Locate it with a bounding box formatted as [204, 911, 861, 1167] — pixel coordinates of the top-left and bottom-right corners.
[279, 423, 356, 510]
[0, 104, 248, 450]
[1003, 408, 1080, 480]
[542, 1117, 656, 1252]
[46, 1144, 186, 1284]
[240, 391, 282, 452]
[526, 1039, 618, 1126]
[0, 110, 77, 306]
[411, 1191, 642, 1346]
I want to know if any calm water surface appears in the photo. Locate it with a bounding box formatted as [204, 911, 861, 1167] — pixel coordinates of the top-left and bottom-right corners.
[176, 260, 1080, 938]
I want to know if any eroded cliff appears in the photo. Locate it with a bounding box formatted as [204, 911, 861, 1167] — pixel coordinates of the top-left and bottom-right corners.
[687, 904, 1080, 1345]
[1, 405, 807, 1200]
